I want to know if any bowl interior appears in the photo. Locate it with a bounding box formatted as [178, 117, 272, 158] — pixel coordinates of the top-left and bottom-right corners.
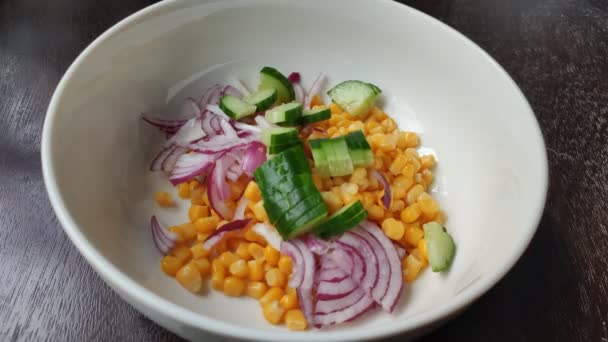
[43, 0, 547, 339]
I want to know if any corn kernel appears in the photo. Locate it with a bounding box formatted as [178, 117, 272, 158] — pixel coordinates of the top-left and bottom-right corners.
[280, 292, 299, 310]
[211, 259, 226, 291]
[264, 245, 280, 266]
[406, 184, 425, 205]
[310, 94, 324, 108]
[321, 191, 343, 213]
[382, 218, 405, 240]
[188, 205, 209, 222]
[330, 103, 342, 114]
[176, 263, 202, 293]
[390, 199, 405, 212]
[173, 222, 197, 241]
[248, 260, 265, 281]
[190, 187, 205, 205]
[235, 242, 251, 260]
[229, 259, 249, 278]
[265, 268, 286, 287]
[420, 154, 436, 169]
[177, 183, 190, 199]
[401, 203, 421, 223]
[410, 248, 428, 268]
[418, 239, 428, 260]
[403, 254, 423, 282]
[404, 132, 419, 148]
[252, 201, 268, 222]
[189, 180, 201, 191]
[368, 204, 385, 221]
[278, 255, 293, 275]
[259, 287, 284, 307]
[246, 281, 268, 299]
[218, 251, 239, 268]
[403, 224, 424, 246]
[389, 155, 408, 176]
[417, 193, 440, 217]
[422, 169, 434, 187]
[171, 245, 192, 264]
[223, 276, 245, 296]
[312, 172, 324, 190]
[244, 229, 266, 245]
[285, 309, 308, 331]
[248, 243, 265, 261]
[191, 243, 211, 259]
[191, 258, 211, 276]
[155, 191, 174, 207]
[262, 300, 285, 325]
[160, 255, 182, 276]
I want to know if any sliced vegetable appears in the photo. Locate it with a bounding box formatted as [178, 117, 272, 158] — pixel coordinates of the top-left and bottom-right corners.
[301, 107, 331, 124]
[259, 66, 295, 103]
[314, 200, 368, 239]
[423, 222, 456, 272]
[169, 152, 216, 185]
[371, 170, 391, 209]
[327, 80, 380, 116]
[321, 137, 354, 177]
[308, 139, 329, 177]
[344, 130, 374, 167]
[219, 95, 257, 120]
[203, 219, 250, 250]
[252, 223, 283, 251]
[262, 127, 301, 154]
[265, 102, 303, 126]
[241, 141, 267, 176]
[304, 73, 327, 109]
[150, 215, 178, 254]
[243, 88, 277, 112]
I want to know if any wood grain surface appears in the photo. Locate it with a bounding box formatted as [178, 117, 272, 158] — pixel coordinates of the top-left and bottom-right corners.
[1, 0, 607, 341]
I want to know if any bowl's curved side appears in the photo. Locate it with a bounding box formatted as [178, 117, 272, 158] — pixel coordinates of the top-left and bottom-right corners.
[42, 0, 548, 341]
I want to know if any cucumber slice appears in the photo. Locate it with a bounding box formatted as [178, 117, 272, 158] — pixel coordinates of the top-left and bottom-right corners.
[309, 139, 330, 177]
[321, 137, 354, 177]
[262, 127, 301, 154]
[367, 83, 382, 95]
[219, 95, 257, 119]
[423, 222, 456, 272]
[314, 200, 368, 239]
[259, 66, 295, 103]
[265, 102, 303, 126]
[301, 107, 331, 124]
[345, 130, 374, 167]
[327, 80, 379, 116]
[243, 88, 277, 112]
[281, 202, 328, 239]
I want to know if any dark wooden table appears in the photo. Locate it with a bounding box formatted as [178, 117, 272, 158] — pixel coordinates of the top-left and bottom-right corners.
[1, 0, 607, 341]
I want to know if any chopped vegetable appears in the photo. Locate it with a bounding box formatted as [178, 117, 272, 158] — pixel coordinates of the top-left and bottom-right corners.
[259, 66, 295, 103]
[423, 222, 456, 272]
[327, 80, 380, 116]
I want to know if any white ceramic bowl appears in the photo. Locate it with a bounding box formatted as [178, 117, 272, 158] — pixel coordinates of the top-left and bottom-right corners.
[41, 0, 548, 340]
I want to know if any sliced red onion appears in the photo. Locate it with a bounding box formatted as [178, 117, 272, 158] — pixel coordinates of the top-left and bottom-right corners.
[169, 152, 216, 185]
[287, 72, 301, 83]
[199, 84, 222, 108]
[371, 170, 391, 209]
[327, 243, 366, 284]
[232, 79, 251, 96]
[233, 121, 262, 134]
[254, 115, 277, 129]
[202, 219, 250, 250]
[305, 73, 327, 109]
[252, 223, 283, 251]
[207, 162, 233, 220]
[337, 233, 379, 300]
[314, 293, 375, 327]
[233, 197, 249, 220]
[316, 276, 358, 300]
[206, 104, 232, 121]
[305, 235, 331, 255]
[220, 119, 238, 139]
[151, 215, 178, 254]
[293, 82, 305, 103]
[395, 244, 406, 259]
[281, 241, 305, 287]
[241, 141, 266, 176]
[207, 86, 223, 106]
[226, 167, 242, 182]
[189, 133, 259, 154]
[351, 228, 390, 307]
[150, 144, 188, 172]
[142, 115, 187, 134]
[222, 85, 243, 98]
[215, 154, 237, 201]
[315, 287, 367, 315]
[165, 115, 207, 148]
[181, 97, 201, 118]
[359, 221, 403, 312]
[291, 239, 316, 324]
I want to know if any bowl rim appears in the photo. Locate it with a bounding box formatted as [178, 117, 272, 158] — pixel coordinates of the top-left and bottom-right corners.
[41, 0, 549, 340]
